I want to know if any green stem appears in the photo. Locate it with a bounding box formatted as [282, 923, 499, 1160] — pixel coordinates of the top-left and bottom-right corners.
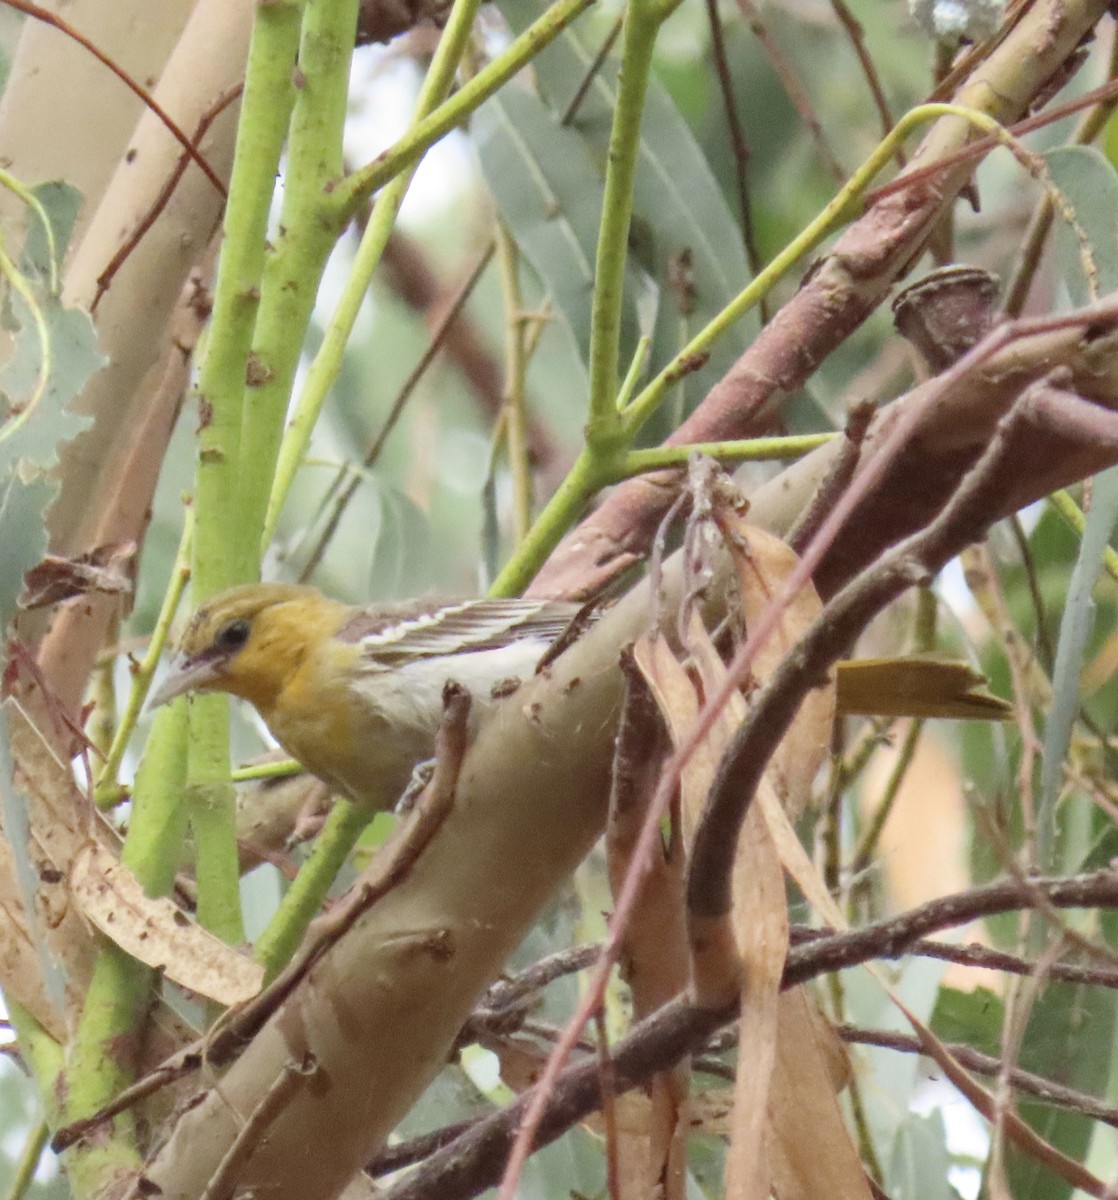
[61, 946, 149, 1188]
[185, 0, 307, 946]
[1050, 488, 1118, 585]
[491, 100, 1013, 594]
[122, 700, 190, 892]
[236, 0, 359, 572]
[95, 508, 193, 810]
[186, 695, 244, 943]
[4, 1120, 49, 1200]
[232, 757, 303, 784]
[64, 625, 192, 1189]
[850, 716, 924, 879]
[254, 801, 373, 981]
[6, 1003, 61, 1126]
[618, 433, 834, 477]
[333, 0, 597, 222]
[496, 223, 534, 543]
[263, 0, 483, 543]
[191, 0, 303, 600]
[0, 165, 58, 291]
[585, 0, 661, 443]
[489, 446, 611, 596]
[614, 335, 652, 411]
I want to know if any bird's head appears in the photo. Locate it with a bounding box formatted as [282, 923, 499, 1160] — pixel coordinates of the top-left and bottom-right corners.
[150, 583, 350, 713]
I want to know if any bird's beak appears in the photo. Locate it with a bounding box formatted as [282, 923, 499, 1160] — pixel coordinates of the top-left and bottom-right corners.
[148, 654, 227, 710]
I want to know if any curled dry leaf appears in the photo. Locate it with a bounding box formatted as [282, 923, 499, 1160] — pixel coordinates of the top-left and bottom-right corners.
[836, 655, 1012, 720]
[714, 516, 836, 816]
[635, 511, 868, 1200]
[19, 541, 136, 609]
[605, 658, 691, 1200]
[635, 628, 786, 1200]
[71, 843, 263, 1007]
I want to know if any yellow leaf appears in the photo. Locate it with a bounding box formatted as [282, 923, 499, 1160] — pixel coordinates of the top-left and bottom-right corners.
[836, 656, 1011, 720]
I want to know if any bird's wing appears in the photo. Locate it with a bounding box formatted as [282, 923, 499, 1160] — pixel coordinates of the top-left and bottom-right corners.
[337, 598, 584, 668]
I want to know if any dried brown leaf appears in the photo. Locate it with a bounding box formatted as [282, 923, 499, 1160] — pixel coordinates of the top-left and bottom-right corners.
[71, 843, 263, 1006]
[19, 542, 136, 609]
[837, 656, 1011, 720]
[633, 633, 744, 1005]
[635, 627, 787, 1200]
[766, 989, 872, 1200]
[716, 520, 835, 815]
[3, 694, 95, 1031]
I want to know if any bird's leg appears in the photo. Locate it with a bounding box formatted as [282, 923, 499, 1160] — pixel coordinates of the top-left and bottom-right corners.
[395, 759, 436, 815]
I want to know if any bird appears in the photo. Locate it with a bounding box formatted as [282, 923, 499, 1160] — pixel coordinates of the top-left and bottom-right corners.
[150, 582, 584, 810]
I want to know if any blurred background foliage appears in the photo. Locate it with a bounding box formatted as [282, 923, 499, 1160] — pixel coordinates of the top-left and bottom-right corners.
[4, 0, 1118, 1193]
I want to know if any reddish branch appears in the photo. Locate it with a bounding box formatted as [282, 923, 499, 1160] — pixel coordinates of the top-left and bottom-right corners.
[376, 868, 1118, 1200]
[525, 0, 1114, 600]
[688, 378, 1118, 920]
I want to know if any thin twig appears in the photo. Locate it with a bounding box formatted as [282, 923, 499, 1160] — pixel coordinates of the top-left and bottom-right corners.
[839, 1025, 1118, 1128]
[703, 0, 766, 311]
[733, 0, 846, 183]
[92, 84, 242, 311]
[198, 1053, 317, 1200]
[828, 0, 900, 159]
[0, 0, 227, 196]
[297, 245, 495, 581]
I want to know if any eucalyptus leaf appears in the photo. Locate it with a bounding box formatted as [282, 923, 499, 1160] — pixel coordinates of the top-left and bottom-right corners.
[1005, 982, 1117, 1200]
[1044, 146, 1118, 307]
[930, 985, 1004, 1056]
[23, 182, 82, 285]
[495, 0, 757, 414]
[0, 287, 102, 627]
[474, 84, 641, 376]
[1037, 466, 1118, 871]
[889, 1110, 954, 1200]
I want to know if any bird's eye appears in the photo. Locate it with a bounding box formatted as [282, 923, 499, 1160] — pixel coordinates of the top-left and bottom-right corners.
[215, 617, 251, 652]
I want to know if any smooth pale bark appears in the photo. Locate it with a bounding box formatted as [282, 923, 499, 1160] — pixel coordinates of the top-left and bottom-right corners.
[30, 0, 253, 715]
[0, 0, 196, 247]
[51, 0, 252, 554]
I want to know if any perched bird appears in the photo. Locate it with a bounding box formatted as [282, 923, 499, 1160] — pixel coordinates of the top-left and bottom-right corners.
[150, 583, 582, 810]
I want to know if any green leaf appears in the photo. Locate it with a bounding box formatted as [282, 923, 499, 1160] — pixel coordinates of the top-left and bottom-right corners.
[889, 1111, 954, 1200]
[1037, 466, 1118, 870]
[23, 182, 82, 284]
[1005, 982, 1118, 1200]
[473, 85, 642, 375]
[494, 2, 757, 412]
[1044, 146, 1118, 307]
[930, 985, 1004, 1056]
[0, 289, 102, 627]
